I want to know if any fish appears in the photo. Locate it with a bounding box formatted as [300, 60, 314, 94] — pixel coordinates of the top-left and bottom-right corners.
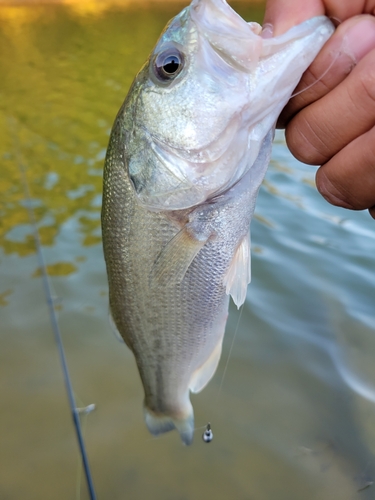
[101, 0, 334, 445]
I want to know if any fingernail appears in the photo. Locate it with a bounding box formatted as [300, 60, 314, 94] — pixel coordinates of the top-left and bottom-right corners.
[261, 23, 274, 39]
[343, 17, 375, 63]
[316, 168, 355, 210]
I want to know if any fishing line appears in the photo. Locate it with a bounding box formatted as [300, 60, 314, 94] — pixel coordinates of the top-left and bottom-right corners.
[146, 304, 245, 445]
[10, 118, 97, 500]
[216, 304, 244, 406]
[146, 43, 342, 445]
[197, 303, 245, 443]
[289, 47, 342, 99]
[287, 15, 346, 101]
[205, 26, 345, 436]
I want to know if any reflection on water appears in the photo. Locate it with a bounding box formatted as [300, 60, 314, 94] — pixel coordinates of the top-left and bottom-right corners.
[1, 2, 375, 499]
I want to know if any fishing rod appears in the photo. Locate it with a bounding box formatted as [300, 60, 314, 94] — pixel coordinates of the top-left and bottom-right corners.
[14, 126, 97, 500]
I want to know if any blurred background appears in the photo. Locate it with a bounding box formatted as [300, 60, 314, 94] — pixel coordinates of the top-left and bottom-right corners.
[1, 1, 375, 499]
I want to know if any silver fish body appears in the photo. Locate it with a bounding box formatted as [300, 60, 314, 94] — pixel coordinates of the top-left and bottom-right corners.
[102, 0, 334, 445]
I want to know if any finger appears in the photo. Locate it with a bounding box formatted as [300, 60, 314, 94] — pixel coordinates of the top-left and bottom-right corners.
[367, 0, 375, 17]
[278, 16, 375, 128]
[263, 0, 324, 36]
[323, 0, 375, 22]
[285, 46, 375, 165]
[264, 0, 375, 36]
[263, 0, 373, 36]
[315, 125, 375, 211]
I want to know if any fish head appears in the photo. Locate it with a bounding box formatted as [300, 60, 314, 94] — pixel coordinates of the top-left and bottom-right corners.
[122, 0, 334, 211]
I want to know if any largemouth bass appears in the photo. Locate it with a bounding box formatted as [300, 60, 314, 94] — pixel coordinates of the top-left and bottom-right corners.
[101, 0, 333, 445]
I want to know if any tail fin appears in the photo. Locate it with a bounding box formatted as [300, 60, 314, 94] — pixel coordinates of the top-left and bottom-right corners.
[144, 405, 195, 446]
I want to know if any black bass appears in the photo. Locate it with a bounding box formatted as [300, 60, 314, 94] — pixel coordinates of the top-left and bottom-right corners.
[101, 0, 333, 445]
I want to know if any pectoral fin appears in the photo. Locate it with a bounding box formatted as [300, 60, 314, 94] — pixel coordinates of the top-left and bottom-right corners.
[223, 232, 251, 309]
[189, 340, 223, 394]
[151, 227, 208, 286]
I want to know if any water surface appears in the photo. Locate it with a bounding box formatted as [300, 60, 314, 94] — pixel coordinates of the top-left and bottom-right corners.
[1, 2, 375, 499]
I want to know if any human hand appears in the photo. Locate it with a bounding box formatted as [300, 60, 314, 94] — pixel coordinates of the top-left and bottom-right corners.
[263, 1, 375, 219]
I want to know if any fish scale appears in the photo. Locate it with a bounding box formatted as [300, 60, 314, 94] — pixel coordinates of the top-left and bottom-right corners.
[101, 0, 334, 444]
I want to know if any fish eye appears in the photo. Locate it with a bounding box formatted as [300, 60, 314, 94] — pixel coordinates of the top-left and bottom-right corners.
[154, 49, 185, 81]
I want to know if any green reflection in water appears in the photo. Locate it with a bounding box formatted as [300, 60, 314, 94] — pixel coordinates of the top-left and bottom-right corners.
[32, 261, 78, 277]
[0, 288, 12, 305]
[0, 2, 265, 257]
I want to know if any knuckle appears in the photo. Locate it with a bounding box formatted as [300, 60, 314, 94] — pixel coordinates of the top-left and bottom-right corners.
[286, 113, 331, 165]
[357, 61, 375, 107]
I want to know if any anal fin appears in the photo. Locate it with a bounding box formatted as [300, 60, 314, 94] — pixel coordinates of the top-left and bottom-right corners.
[189, 340, 223, 394]
[223, 232, 251, 309]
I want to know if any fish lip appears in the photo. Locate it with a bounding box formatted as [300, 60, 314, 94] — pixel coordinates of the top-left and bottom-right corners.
[190, 0, 263, 71]
[147, 112, 240, 167]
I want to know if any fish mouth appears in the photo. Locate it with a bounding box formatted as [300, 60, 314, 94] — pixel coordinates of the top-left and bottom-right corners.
[190, 0, 263, 71]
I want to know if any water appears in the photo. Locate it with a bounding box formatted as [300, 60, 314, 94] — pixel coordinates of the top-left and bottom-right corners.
[1, 2, 375, 499]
